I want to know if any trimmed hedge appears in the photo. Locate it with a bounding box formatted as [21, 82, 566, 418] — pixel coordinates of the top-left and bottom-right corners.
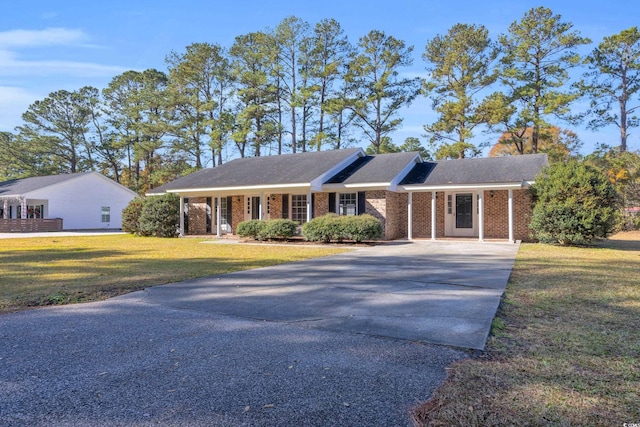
[302, 213, 382, 243]
[258, 219, 298, 241]
[236, 219, 266, 239]
[237, 219, 298, 241]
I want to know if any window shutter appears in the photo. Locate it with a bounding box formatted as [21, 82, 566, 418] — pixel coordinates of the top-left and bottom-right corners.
[357, 191, 366, 215]
[227, 196, 233, 228]
[311, 193, 315, 219]
[282, 194, 289, 219]
[206, 197, 212, 233]
[328, 193, 336, 213]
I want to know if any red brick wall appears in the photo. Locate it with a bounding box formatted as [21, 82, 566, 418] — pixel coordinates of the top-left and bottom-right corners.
[483, 189, 534, 241]
[385, 191, 408, 240]
[186, 197, 207, 235]
[364, 190, 387, 234]
[313, 193, 329, 218]
[231, 195, 244, 234]
[269, 194, 283, 219]
[411, 192, 432, 238]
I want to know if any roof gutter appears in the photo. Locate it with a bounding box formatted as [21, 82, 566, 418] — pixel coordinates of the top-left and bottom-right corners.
[398, 181, 532, 192]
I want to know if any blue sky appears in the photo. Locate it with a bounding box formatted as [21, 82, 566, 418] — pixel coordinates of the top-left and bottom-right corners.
[1, 0, 638, 156]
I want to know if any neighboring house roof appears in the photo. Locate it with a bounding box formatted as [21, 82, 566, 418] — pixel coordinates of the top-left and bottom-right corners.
[149, 148, 364, 194]
[325, 152, 420, 188]
[0, 173, 86, 197]
[0, 172, 138, 198]
[400, 154, 549, 188]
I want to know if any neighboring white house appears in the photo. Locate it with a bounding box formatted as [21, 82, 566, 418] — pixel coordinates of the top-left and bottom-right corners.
[0, 172, 138, 230]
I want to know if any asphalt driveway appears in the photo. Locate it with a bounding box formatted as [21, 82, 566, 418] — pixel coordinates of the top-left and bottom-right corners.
[0, 240, 518, 426]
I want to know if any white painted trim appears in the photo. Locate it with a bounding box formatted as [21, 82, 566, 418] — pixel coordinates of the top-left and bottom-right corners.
[310, 148, 366, 191]
[179, 196, 185, 236]
[407, 192, 413, 240]
[399, 182, 529, 191]
[431, 191, 436, 241]
[388, 153, 422, 190]
[216, 196, 222, 237]
[478, 191, 484, 242]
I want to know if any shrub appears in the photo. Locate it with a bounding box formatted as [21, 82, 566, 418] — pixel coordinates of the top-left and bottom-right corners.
[121, 197, 147, 235]
[302, 213, 382, 243]
[257, 219, 298, 241]
[302, 213, 340, 242]
[343, 214, 383, 243]
[138, 193, 180, 238]
[236, 220, 266, 239]
[530, 161, 618, 245]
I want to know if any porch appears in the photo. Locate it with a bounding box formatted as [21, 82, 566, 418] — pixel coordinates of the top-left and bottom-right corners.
[0, 218, 63, 233]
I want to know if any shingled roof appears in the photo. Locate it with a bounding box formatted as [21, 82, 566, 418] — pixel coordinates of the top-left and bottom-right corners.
[325, 152, 420, 185]
[400, 154, 548, 187]
[0, 173, 85, 197]
[148, 148, 363, 194]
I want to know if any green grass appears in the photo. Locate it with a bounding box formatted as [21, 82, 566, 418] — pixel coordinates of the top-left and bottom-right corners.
[0, 234, 349, 313]
[412, 231, 640, 427]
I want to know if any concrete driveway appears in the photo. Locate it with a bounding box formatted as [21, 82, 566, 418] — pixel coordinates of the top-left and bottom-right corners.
[0, 240, 518, 426]
[142, 239, 519, 350]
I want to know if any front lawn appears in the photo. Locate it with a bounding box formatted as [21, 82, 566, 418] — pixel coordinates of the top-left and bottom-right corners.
[0, 234, 348, 313]
[413, 231, 640, 426]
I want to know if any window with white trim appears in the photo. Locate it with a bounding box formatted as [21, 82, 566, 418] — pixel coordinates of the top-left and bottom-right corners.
[339, 193, 357, 216]
[291, 194, 307, 224]
[101, 206, 110, 223]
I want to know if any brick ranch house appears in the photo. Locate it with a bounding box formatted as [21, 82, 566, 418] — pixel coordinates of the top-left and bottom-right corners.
[148, 148, 548, 242]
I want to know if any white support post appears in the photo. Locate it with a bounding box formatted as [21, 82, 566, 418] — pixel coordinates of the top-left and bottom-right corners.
[216, 196, 222, 237]
[478, 191, 484, 242]
[2, 199, 7, 219]
[306, 190, 312, 223]
[407, 192, 413, 240]
[431, 191, 437, 241]
[508, 189, 514, 243]
[259, 193, 264, 220]
[179, 196, 185, 236]
[21, 198, 27, 219]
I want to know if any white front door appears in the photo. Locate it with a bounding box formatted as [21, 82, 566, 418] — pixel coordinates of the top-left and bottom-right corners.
[445, 192, 478, 237]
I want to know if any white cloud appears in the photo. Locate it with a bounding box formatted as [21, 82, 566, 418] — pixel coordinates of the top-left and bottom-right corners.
[0, 27, 126, 78]
[0, 49, 126, 77]
[0, 27, 87, 48]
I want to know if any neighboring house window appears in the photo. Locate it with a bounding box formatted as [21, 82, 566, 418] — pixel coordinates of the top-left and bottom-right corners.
[27, 205, 44, 219]
[291, 194, 307, 224]
[339, 193, 357, 216]
[101, 206, 111, 223]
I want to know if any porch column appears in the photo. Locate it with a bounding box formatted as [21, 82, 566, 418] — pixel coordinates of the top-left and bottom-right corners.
[478, 191, 484, 242]
[407, 192, 413, 240]
[216, 196, 222, 237]
[20, 198, 27, 219]
[2, 199, 7, 219]
[259, 192, 265, 220]
[508, 189, 514, 243]
[306, 190, 312, 222]
[179, 196, 185, 236]
[431, 191, 436, 241]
